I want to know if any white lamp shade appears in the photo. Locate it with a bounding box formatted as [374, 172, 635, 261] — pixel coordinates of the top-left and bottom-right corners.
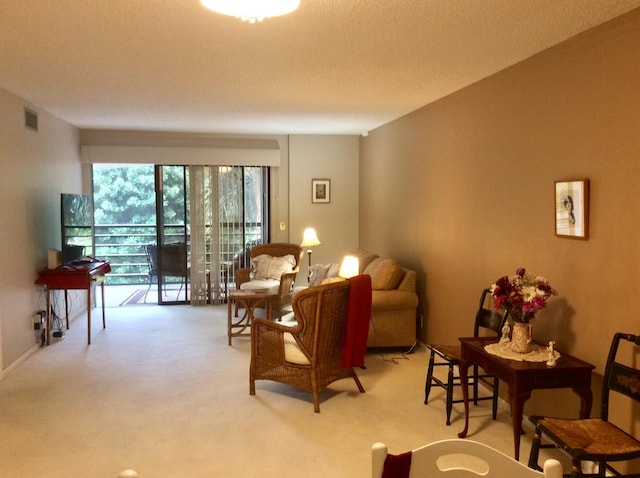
[339, 255, 359, 278]
[300, 228, 321, 248]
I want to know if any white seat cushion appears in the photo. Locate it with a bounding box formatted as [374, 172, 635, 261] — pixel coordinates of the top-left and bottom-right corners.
[240, 279, 280, 295]
[283, 332, 310, 365]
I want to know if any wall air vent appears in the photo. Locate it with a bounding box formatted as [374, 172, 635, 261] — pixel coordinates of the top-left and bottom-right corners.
[25, 107, 38, 132]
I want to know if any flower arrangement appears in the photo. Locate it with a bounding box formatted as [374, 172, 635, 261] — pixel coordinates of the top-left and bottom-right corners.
[490, 268, 556, 323]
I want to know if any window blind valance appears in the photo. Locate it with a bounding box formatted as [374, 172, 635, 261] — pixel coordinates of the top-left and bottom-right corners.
[80, 141, 281, 167]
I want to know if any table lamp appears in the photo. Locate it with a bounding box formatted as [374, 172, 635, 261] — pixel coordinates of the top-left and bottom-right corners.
[339, 255, 359, 278]
[300, 227, 321, 268]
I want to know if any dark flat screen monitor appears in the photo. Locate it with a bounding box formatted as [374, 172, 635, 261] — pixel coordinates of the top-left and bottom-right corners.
[61, 193, 94, 264]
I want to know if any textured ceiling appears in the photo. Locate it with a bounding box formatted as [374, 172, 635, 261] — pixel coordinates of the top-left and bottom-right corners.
[1, 1, 639, 135]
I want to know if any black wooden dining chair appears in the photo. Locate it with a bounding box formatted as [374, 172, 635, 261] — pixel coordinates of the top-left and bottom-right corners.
[424, 288, 508, 425]
[528, 332, 640, 477]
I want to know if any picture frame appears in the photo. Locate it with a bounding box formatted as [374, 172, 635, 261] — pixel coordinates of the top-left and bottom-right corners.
[554, 179, 589, 239]
[312, 179, 330, 203]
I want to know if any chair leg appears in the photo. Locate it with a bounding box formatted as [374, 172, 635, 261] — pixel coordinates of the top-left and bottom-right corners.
[445, 362, 454, 426]
[352, 370, 365, 393]
[491, 377, 499, 420]
[313, 391, 320, 413]
[143, 276, 153, 303]
[527, 427, 542, 470]
[424, 351, 436, 404]
[570, 460, 583, 478]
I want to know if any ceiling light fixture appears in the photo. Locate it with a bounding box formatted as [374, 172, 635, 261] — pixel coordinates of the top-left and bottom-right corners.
[200, 0, 300, 23]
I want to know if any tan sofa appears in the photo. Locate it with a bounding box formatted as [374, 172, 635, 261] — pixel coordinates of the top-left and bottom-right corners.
[309, 249, 419, 348]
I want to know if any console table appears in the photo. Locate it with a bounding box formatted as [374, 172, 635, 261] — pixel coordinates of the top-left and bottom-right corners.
[457, 336, 594, 460]
[35, 260, 111, 345]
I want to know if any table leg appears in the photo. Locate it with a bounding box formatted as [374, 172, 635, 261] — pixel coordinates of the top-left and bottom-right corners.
[508, 388, 531, 461]
[46, 287, 51, 345]
[101, 280, 106, 329]
[457, 360, 471, 439]
[227, 297, 234, 345]
[87, 287, 92, 345]
[574, 386, 593, 418]
[64, 289, 70, 329]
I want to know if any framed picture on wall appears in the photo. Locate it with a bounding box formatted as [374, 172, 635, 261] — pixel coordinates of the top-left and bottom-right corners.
[554, 179, 589, 239]
[312, 179, 330, 203]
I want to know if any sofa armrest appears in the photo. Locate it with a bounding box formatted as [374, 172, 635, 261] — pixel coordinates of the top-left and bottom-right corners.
[372, 289, 419, 310]
[397, 268, 416, 293]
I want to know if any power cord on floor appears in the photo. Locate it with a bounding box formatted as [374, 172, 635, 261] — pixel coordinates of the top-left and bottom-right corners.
[378, 342, 417, 364]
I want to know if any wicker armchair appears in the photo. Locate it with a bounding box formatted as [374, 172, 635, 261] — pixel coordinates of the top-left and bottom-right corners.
[236, 243, 303, 320]
[250, 279, 366, 413]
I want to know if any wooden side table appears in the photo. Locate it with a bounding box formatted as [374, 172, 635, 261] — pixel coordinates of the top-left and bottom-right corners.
[457, 336, 594, 460]
[227, 289, 272, 345]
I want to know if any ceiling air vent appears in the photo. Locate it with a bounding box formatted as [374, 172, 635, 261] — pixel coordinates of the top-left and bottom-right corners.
[25, 107, 38, 132]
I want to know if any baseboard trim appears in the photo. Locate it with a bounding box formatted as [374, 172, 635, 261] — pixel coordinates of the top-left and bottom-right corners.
[1, 343, 40, 381]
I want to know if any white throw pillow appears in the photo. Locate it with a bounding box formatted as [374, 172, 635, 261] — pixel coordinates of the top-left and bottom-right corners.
[253, 254, 296, 280]
[308, 264, 330, 287]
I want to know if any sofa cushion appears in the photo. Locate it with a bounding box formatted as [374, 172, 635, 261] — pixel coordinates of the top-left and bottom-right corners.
[347, 249, 379, 273]
[252, 254, 296, 280]
[364, 258, 404, 290]
[308, 263, 330, 286]
[326, 262, 341, 278]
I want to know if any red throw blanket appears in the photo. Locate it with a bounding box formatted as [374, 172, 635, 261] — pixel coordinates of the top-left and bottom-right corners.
[340, 274, 372, 368]
[382, 451, 412, 478]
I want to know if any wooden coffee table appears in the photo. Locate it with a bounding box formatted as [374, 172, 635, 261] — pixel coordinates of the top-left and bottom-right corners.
[227, 289, 272, 345]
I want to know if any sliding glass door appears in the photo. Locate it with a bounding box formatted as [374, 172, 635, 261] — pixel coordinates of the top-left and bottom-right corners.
[93, 164, 270, 306]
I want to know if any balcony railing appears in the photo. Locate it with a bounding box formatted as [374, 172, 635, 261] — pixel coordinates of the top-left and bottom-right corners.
[94, 223, 263, 285]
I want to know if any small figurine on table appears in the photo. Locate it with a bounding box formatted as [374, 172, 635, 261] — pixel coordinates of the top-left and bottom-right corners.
[499, 321, 510, 344]
[546, 341, 558, 367]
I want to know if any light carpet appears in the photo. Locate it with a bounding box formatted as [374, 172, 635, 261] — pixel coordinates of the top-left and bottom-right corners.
[0, 304, 552, 477]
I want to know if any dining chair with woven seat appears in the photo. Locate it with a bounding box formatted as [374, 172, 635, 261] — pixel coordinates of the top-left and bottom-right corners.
[528, 332, 640, 477]
[424, 288, 508, 425]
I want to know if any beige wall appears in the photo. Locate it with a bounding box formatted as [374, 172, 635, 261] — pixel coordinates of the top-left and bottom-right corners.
[360, 10, 640, 418]
[0, 87, 86, 374]
[289, 135, 360, 285]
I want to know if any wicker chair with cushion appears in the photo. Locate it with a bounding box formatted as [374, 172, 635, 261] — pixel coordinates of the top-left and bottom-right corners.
[250, 276, 370, 413]
[236, 242, 303, 320]
[528, 332, 640, 477]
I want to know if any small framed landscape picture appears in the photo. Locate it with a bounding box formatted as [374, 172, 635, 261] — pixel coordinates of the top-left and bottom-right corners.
[312, 179, 330, 203]
[554, 179, 589, 239]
